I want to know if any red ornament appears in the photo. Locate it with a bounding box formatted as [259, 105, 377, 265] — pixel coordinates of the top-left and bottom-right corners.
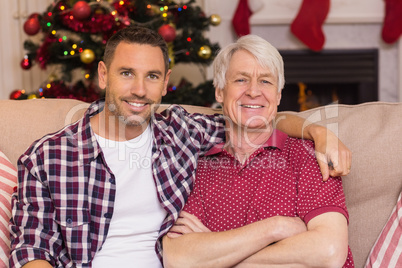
[28, 13, 41, 19]
[158, 24, 176, 43]
[23, 17, 41, 36]
[20, 57, 32, 70]
[73, 1, 92, 20]
[9, 90, 23, 100]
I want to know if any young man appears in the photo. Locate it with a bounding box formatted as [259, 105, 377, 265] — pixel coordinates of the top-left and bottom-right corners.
[163, 35, 354, 267]
[10, 26, 351, 268]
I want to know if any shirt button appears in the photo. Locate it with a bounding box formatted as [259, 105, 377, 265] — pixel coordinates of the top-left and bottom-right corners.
[160, 195, 165, 201]
[104, 213, 112, 219]
[66, 218, 73, 224]
[109, 178, 115, 184]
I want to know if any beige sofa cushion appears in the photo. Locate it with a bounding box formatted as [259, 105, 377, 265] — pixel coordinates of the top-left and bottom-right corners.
[295, 102, 402, 266]
[0, 99, 90, 167]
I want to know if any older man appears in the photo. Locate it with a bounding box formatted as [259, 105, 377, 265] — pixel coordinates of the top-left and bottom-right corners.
[163, 35, 354, 267]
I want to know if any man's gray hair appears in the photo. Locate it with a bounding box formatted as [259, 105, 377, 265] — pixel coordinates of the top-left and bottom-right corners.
[213, 35, 285, 92]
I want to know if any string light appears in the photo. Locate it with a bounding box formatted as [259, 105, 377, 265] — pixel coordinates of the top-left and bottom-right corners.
[72, 44, 77, 49]
[119, 1, 124, 5]
[47, 84, 51, 89]
[51, 30, 56, 35]
[47, 22, 52, 27]
[47, 12, 52, 17]
[187, 37, 192, 42]
[70, 51, 75, 55]
[60, 5, 65, 11]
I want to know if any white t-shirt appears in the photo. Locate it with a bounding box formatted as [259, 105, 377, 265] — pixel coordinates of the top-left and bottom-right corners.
[91, 125, 167, 267]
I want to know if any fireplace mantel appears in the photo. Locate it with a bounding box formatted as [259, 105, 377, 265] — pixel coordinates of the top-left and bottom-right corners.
[249, 0, 384, 25]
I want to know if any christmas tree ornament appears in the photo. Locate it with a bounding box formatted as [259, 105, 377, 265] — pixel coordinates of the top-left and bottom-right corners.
[232, 0, 252, 37]
[20, 56, 32, 70]
[209, 14, 221, 26]
[381, 0, 402, 44]
[290, 0, 330, 52]
[73, 1, 92, 20]
[9, 89, 24, 100]
[197, 45, 212, 59]
[168, 43, 175, 68]
[28, 13, 41, 20]
[24, 17, 41, 36]
[158, 24, 176, 43]
[80, 49, 95, 64]
[28, 93, 38, 99]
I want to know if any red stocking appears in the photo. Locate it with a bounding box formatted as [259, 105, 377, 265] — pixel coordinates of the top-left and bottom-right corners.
[232, 0, 252, 37]
[290, 0, 330, 51]
[382, 0, 402, 44]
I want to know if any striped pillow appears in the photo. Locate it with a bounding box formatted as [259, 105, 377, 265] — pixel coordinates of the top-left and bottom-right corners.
[0, 151, 17, 268]
[365, 192, 402, 268]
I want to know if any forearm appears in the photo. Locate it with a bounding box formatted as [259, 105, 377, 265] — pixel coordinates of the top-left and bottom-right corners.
[163, 220, 273, 268]
[275, 112, 326, 141]
[236, 213, 349, 268]
[163, 217, 292, 268]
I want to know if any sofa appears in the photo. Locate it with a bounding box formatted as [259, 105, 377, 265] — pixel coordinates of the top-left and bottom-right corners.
[0, 98, 401, 267]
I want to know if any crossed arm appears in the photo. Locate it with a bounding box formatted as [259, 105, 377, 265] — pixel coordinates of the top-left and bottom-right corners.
[163, 211, 348, 268]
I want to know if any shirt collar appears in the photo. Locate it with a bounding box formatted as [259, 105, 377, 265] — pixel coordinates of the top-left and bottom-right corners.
[205, 129, 288, 157]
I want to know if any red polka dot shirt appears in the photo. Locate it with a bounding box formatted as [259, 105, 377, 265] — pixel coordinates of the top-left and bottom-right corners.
[183, 130, 354, 267]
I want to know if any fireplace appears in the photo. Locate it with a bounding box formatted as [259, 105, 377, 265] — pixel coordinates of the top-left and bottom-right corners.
[278, 49, 379, 112]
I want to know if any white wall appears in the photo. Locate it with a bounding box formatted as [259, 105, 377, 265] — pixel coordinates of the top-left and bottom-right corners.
[0, 0, 53, 100]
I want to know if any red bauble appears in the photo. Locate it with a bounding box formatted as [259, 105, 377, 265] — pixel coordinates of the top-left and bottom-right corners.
[20, 57, 32, 70]
[73, 1, 92, 20]
[23, 17, 41, 36]
[158, 24, 176, 43]
[9, 90, 23, 100]
[28, 13, 41, 19]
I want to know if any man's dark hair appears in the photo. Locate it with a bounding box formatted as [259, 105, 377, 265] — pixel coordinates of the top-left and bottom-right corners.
[103, 26, 169, 74]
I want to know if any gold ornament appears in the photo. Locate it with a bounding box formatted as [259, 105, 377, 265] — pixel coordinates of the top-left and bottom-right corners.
[80, 49, 95, 64]
[48, 74, 57, 82]
[197, 45, 212, 60]
[209, 14, 221, 26]
[168, 43, 175, 69]
[27, 93, 37, 99]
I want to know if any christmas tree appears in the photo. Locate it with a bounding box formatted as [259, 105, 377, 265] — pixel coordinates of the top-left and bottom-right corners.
[12, 0, 221, 106]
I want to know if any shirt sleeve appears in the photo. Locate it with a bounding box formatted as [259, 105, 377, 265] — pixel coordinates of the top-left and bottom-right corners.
[155, 105, 226, 155]
[181, 159, 207, 223]
[291, 138, 349, 224]
[9, 150, 59, 268]
[364, 192, 402, 268]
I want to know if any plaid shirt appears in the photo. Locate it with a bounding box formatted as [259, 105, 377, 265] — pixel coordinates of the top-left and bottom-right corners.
[9, 100, 225, 268]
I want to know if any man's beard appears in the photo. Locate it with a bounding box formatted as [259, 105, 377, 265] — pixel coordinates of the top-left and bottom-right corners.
[106, 96, 160, 127]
